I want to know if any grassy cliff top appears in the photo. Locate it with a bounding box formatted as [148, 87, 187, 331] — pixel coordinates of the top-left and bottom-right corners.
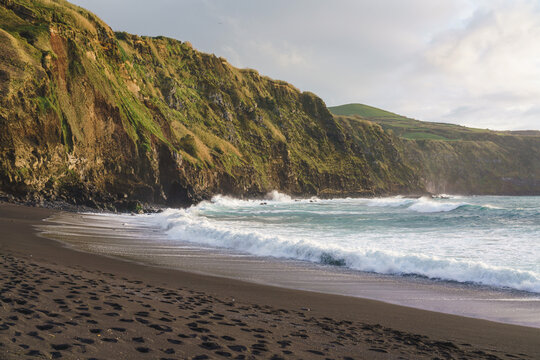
[329, 103, 540, 141]
[328, 103, 406, 119]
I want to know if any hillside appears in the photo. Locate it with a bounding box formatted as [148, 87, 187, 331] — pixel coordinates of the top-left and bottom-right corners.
[0, 0, 424, 209]
[329, 104, 540, 195]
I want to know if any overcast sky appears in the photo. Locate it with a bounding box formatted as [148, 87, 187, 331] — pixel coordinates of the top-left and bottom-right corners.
[70, 0, 540, 130]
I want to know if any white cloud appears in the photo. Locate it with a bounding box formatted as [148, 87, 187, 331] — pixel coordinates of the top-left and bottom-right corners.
[252, 42, 308, 68]
[399, 0, 540, 129]
[69, 0, 540, 130]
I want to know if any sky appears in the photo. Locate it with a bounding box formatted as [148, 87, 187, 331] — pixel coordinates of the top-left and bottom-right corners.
[70, 0, 540, 130]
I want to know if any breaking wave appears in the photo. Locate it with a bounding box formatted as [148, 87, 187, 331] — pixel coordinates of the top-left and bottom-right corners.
[150, 193, 540, 293]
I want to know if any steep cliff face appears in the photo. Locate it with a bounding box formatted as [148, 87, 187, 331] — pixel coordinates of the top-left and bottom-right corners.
[330, 104, 540, 195]
[0, 0, 423, 208]
[402, 136, 540, 195]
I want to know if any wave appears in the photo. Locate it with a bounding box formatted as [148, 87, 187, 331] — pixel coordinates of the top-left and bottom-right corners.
[264, 190, 294, 202]
[360, 196, 500, 214]
[152, 207, 540, 293]
[341, 195, 467, 213]
[406, 197, 466, 213]
[202, 191, 299, 209]
[200, 192, 512, 218]
[364, 196, 415, 208]
[432, 194, 464, 199]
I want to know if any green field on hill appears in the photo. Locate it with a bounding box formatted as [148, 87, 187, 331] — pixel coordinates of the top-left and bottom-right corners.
[329, 103, 539, 141]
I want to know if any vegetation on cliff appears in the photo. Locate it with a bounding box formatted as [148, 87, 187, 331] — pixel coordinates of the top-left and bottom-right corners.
[0, 0, 423, 209]
[329, 104, 540, 195]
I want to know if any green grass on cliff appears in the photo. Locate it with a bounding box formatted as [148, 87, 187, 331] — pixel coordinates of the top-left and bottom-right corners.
[328, 103, 510, 141]
[329, 103, 407, 120]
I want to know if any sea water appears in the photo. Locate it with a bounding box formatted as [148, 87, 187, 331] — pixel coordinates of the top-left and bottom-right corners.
[39, 193, 540, 326]
[148, 193, 540, 293]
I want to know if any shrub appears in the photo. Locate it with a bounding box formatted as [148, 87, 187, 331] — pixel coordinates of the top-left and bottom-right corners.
[179, 134, 197, 156]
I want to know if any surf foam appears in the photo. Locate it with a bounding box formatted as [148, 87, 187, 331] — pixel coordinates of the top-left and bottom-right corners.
[150, 196, 540, 293]
[406, 197, 466, 213]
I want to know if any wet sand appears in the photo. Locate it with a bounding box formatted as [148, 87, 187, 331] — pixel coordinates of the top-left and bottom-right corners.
[0, 203, 539, 359]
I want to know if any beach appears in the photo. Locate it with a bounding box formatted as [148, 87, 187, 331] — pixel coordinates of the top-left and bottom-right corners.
[1, 203, 539, 359]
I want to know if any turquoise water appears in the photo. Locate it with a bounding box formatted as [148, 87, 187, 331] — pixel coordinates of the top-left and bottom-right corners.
[150, 193, 540, 293]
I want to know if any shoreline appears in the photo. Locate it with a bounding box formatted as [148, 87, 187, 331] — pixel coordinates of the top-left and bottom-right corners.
[40, 209, 540, 328]
[1, 202, 539, 359]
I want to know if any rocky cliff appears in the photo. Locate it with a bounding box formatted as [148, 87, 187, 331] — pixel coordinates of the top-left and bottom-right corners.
[402, 135, 540, 195]
[330, 104, 540, 195]
[0, 0, 423, 209]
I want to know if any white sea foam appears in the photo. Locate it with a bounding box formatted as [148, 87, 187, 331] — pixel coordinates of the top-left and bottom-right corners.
[264, 190, 294, 202]
[207, 193, 481, 214]
[433, 194, 464, 199]
[204, 191, 297, 208]
[406, 197, 466, 213]
[364, 196, 414, 207]
[150, 197, 540, 293]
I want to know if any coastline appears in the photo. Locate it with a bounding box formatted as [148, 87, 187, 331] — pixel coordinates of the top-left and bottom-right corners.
[40, 208, 540, 328]
[1, 202, 539, 359]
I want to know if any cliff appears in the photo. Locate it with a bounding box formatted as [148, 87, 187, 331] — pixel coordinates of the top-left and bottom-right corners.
[330, 104, 540, 195]
[0, 0, 423, 209]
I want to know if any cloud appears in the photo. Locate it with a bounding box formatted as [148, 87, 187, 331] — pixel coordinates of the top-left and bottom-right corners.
[252, 42, 308, 68]
[69, 0, 540, 130]
[400, 0, 540, 129]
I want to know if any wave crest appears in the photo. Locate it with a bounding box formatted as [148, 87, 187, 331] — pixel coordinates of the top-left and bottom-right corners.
[204, 193, 490, 214]
[407, 197, 466, 213]
[153, 208, 540, 293]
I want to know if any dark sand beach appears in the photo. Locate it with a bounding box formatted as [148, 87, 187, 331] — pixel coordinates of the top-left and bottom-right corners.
[0, 203, 539, 359]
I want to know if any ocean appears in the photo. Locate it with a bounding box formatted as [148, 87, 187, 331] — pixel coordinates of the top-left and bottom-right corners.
[153, 193, 540, 293]
[40, 193, 540, 326]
